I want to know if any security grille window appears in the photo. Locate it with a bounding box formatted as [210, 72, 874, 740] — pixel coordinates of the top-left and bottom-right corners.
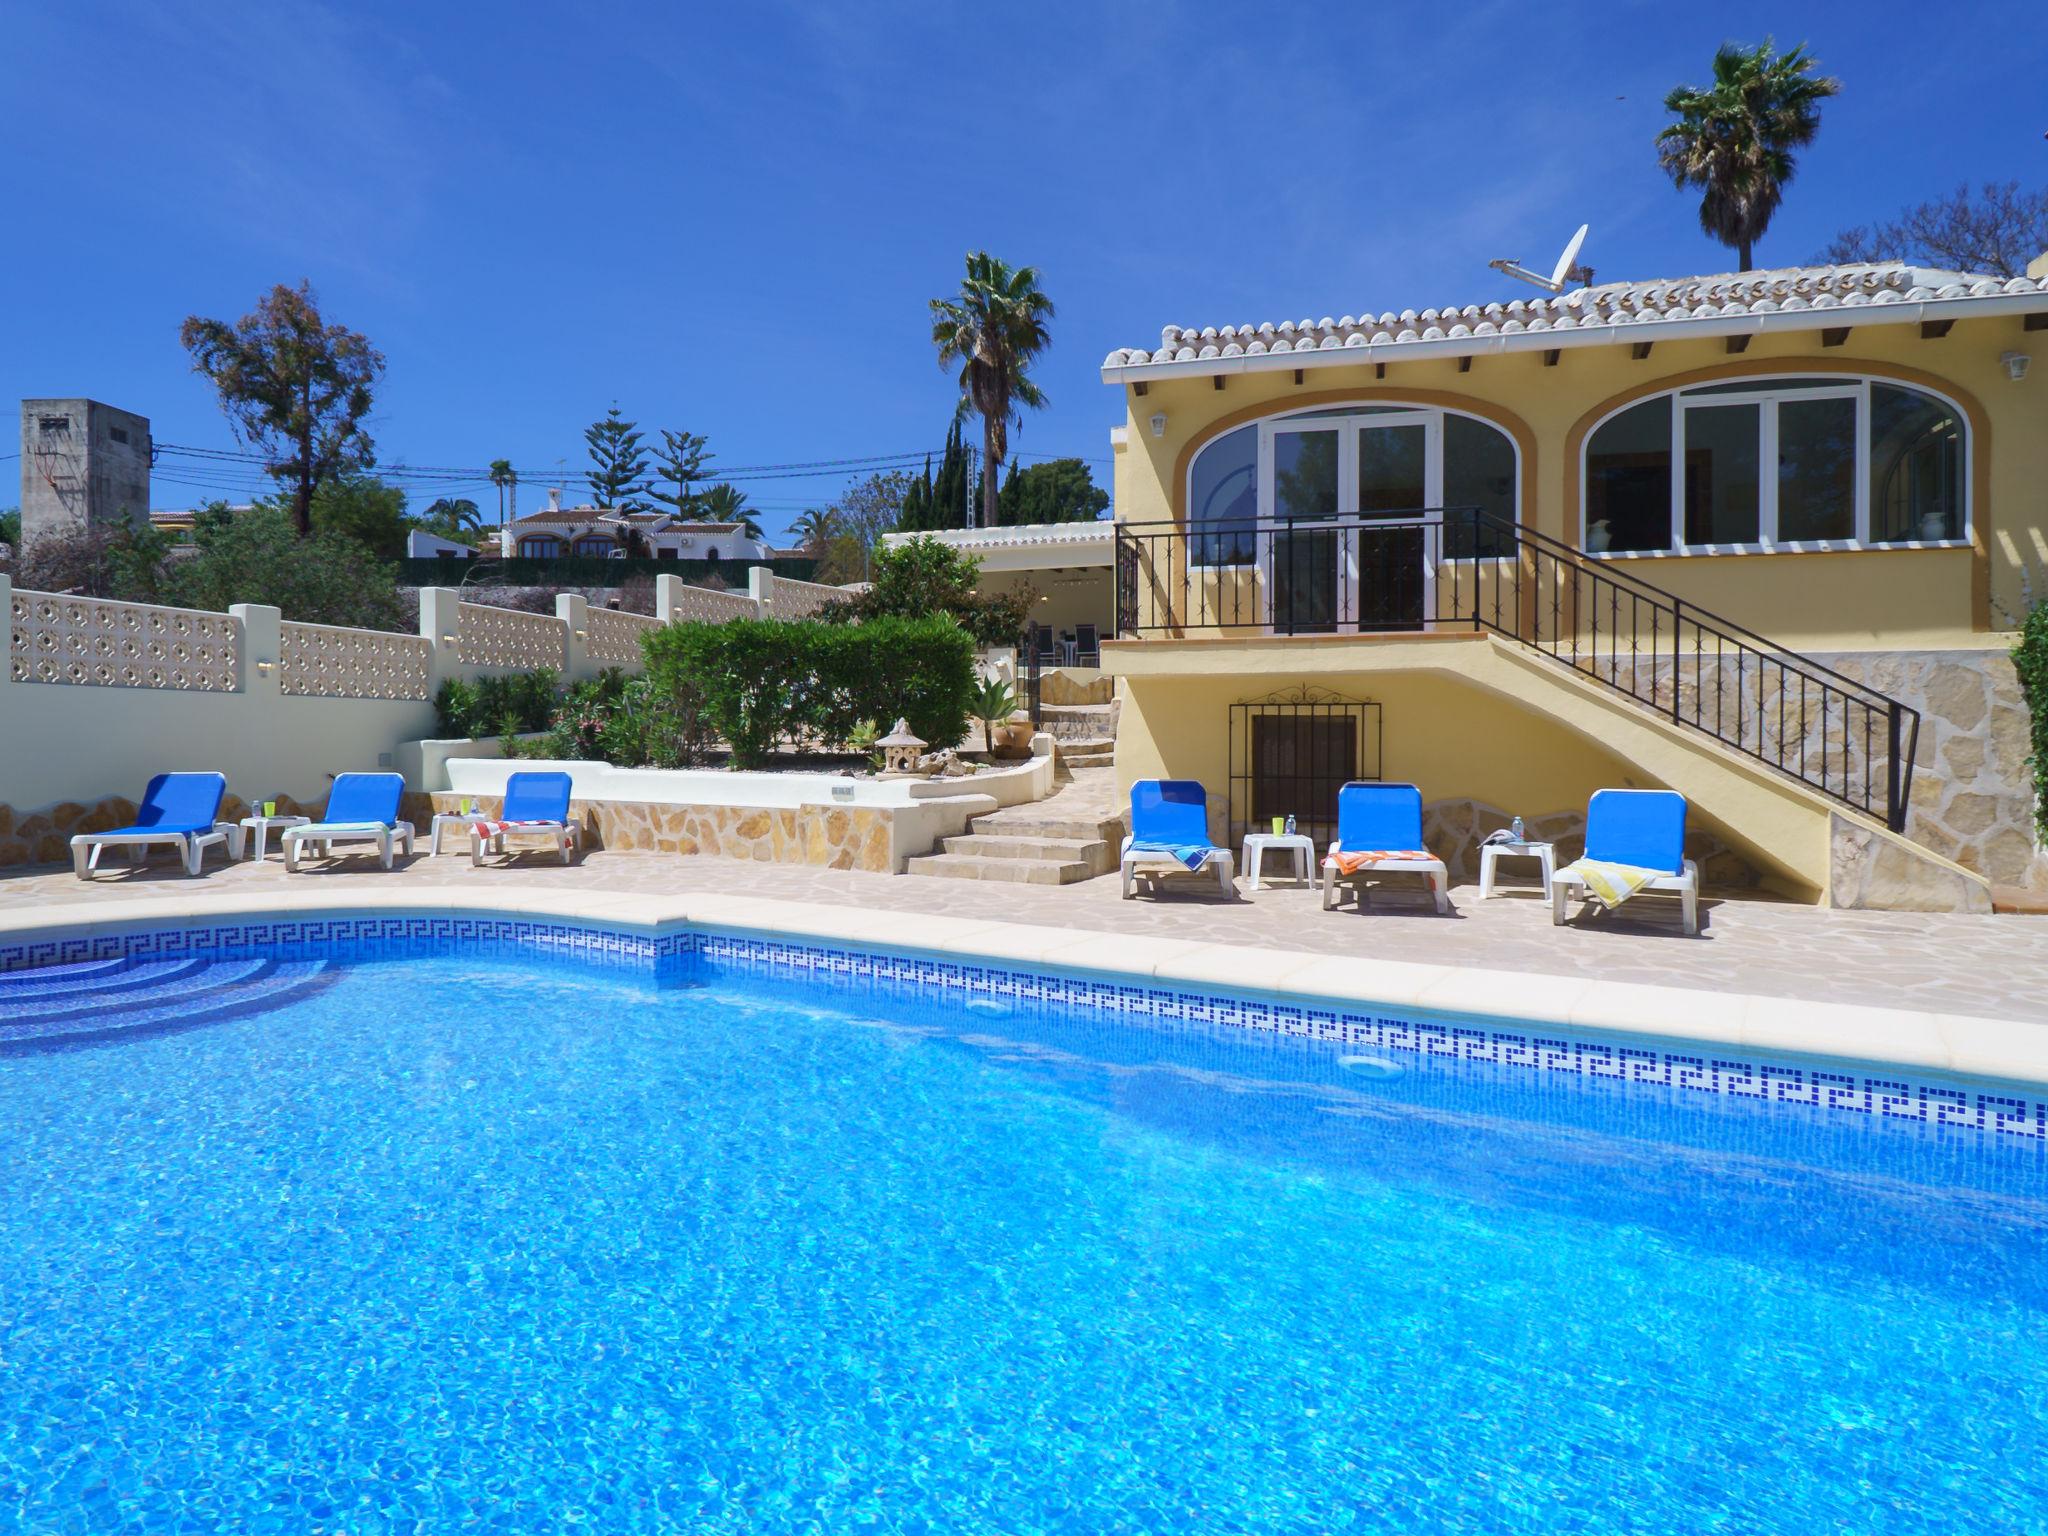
[1227, 687, 1382, 845]
[1582, 376, 1965, 553]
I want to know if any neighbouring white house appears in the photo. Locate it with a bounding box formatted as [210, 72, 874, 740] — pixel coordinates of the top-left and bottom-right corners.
[406, 529, 479, 559]
[498, 492, 771, 563]
[882, 518, 1117, 666]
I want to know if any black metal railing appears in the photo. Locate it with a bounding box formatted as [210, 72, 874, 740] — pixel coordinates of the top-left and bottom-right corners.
[1113, 509, 1920, 831]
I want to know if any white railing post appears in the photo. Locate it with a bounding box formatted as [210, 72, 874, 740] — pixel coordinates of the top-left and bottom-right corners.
[418, 586, 463, 693]
[557, 592, 594, 681]
[655, 574, 683, 624]
[748, 565, 776, 618]
[229, 603, 283, 699]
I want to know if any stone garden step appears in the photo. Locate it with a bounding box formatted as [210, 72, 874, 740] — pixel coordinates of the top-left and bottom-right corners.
[902, 853, 1095, 885]
[942, 834, 1107, 863]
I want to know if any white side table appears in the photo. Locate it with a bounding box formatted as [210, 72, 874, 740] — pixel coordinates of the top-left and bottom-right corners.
[1479, 840, 1556, 899]
[430, 812, 484, 856]
[1240, 832, 1317, 892]
[239, 814, 310, 862]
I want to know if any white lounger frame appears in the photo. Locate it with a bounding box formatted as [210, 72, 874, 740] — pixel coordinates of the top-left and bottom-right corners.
[1552, 860, 1701, 936]
[1119, 837, 1235, 899]
[71, 823, 243, 879]
[471, 821, 581, 867]
[1319, 847, 1451, 914]
[282, 821, 417, 872]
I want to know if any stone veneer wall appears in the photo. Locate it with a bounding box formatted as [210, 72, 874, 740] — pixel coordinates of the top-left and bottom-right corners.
[435, 793, 895, 872]
[1815, 649, 2043, 892]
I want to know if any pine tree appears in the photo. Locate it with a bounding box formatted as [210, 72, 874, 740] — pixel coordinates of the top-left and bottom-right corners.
[651, 428, 713, 518]
[585, 405, 652, 511]
[996, 460, 1022, 525]
[928, 419, 970, 530]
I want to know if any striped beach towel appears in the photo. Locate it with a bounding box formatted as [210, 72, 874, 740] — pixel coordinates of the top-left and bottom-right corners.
[1558, 859, 1660, 909]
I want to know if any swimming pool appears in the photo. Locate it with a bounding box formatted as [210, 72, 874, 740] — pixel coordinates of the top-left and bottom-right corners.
[3, 922, 2045, 1533]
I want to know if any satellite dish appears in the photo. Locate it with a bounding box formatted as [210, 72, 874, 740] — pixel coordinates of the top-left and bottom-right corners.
[1489, 224, 1594, 292]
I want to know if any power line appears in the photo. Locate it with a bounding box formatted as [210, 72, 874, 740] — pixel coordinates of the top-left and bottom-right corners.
[152, 443, 949, 484]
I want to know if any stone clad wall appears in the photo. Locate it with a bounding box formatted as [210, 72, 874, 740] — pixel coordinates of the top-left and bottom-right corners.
[435, 793, 895, 872]
[1815, 649, 2043, 891]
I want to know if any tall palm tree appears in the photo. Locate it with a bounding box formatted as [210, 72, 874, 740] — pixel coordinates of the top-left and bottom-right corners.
[789, 507, 841, 553]
[1657, 40, 1839, 272]
[930, 252, 1054, 527]
[488, 458, 517, 525]
[700, 483, 766, 544]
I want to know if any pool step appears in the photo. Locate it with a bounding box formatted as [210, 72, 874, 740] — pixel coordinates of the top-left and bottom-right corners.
[0, 955, 335, 1050]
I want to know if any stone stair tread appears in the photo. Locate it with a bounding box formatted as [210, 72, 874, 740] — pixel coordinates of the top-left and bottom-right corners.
[943, 834, 1106, 860]
[904, 854, 1094, 885]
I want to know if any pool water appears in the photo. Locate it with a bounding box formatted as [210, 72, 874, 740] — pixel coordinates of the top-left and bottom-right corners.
[2, 949, 2045, 1534]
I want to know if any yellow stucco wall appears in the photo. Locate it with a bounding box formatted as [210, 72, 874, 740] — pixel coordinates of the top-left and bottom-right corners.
[1112, 317, 2038, 649]
[1109, 631, 1970, 902]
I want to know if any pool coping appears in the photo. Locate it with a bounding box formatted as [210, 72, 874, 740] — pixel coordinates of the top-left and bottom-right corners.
[2, 886, 2044, 1089]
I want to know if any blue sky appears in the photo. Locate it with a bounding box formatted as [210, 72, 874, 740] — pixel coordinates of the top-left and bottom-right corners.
[4, 1, 2042, 536]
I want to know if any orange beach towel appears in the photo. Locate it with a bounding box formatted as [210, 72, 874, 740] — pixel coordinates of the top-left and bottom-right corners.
[1323, 850, 1434, 877]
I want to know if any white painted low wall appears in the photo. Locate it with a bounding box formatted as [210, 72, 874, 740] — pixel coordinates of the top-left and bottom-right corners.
[438, 733, 1057, 809]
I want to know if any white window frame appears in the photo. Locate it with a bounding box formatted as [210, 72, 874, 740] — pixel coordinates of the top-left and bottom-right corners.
[1183, 403, 1518, 574]
[1581, 376, 1972, 558]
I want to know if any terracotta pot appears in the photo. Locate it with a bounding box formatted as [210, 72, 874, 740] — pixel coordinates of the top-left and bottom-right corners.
[991, 719, 1034, 758]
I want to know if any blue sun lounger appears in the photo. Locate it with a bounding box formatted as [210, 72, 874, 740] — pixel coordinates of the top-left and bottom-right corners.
[467, 771, 583, 866]
[1320, 782, 1450, 914]
[1120, 779, 1234, 898]
[1551, 788, 1700, 935]
[70, 771, 238, 878]
[282, 772, 415, 871]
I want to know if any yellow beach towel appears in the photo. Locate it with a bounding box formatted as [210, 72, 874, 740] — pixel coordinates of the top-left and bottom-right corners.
[1558, 859, 1661, 909]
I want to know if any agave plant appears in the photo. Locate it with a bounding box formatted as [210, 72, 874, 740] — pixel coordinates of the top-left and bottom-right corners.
[970, 675, 1019, 753]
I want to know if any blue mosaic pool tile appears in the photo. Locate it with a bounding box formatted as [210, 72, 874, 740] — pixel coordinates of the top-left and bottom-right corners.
[5, 915, 2045, 1146]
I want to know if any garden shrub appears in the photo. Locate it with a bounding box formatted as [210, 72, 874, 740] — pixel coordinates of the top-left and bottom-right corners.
[434, 669, 559, 739]
[643, 615, 974, 768]
[2011, 600, 2048, 837]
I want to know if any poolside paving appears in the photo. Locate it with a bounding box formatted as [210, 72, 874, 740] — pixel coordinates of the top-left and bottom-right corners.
[4, 767, 2045, 1025]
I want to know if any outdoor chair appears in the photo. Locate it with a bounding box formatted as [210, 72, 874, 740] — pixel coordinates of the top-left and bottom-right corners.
[1074, 624, 1100, 667]
[468, 771, 583, 866]
[1551, 788, 1700, 936]
[70, 771, 238, 879]
[1121, 778, 1234, 898]
[1320, 782, 1450, 914]
[282, 773, 416, 872]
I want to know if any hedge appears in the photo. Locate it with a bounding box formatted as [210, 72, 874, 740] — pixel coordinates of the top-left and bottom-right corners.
[396, 555, 818, 587]
[643, 616, 975, 768]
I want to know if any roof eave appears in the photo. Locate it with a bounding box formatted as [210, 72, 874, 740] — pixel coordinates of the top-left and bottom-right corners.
[1100, 291, 2048, 386]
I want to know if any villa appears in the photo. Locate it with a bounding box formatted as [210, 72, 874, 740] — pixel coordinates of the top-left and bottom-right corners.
[498, 495, 773, 563]
[1091, 258, 2048, 912]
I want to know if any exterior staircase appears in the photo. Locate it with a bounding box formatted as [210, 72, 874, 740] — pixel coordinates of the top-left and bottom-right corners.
[1040, 700, 1119, 773]
[905, 804, 1126, 885]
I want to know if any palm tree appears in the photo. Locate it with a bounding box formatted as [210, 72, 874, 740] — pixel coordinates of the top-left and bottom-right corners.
[420, 497, 486, 541]
[488, 458, 517, 525]
[930, 252, 1054, 527]
[790, 507, 841, 553]
[1657, 40, 1840, 271]
[700, 483, 766, 544]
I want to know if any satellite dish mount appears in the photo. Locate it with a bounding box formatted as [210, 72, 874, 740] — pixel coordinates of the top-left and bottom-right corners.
[1489, 223, 1593, 292]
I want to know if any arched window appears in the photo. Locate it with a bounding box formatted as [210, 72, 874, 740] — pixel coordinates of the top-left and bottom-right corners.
[1582, 376, 1966, 554]
[518, 536, 562, 559]
[1183, 405, 1520, 566]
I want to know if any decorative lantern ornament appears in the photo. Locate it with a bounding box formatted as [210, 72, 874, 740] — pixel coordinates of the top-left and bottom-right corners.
[875, 718, 928, 776]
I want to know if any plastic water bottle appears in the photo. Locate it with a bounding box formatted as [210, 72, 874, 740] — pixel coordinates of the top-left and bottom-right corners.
[1510, 815, 1525, 844]
[1284, 814, 1296, 836]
